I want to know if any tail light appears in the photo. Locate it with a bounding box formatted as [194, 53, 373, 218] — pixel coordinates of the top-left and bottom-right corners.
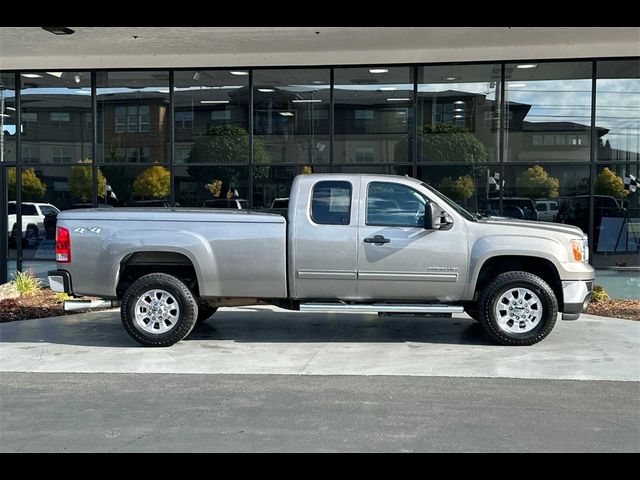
[55, 227, 71, 263]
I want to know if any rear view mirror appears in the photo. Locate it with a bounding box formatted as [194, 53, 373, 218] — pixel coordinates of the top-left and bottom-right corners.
[425, 202, 453, 230]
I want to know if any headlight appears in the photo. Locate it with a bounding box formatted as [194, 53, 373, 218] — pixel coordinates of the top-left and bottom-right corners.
[570, 236, 589, 263]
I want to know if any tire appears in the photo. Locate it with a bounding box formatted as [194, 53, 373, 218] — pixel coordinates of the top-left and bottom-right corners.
[478, 271, 558, 346]
[196, 303, 218, 324]
[121, 273, 198, 347]
[25, 225, 38, 249]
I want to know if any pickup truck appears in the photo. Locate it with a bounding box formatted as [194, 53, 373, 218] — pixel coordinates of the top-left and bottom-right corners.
[48, 174, 594, 347]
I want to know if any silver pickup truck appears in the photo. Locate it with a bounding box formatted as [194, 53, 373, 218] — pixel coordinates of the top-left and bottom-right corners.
[48, 173, 594, 347]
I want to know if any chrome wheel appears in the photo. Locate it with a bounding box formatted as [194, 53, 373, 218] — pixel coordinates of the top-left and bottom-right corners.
[133, 289, 180, 335]
[494, 287, 543, 334]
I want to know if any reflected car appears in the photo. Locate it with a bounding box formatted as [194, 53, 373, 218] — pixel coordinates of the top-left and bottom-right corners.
[535, 200, 559, 222]
[8, 201, 60, 248]
[557, 195, 627, 243]
[484, 198, 538, 221]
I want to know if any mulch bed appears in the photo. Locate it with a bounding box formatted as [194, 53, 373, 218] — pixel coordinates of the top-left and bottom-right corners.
[585, 299, 640, 321]
[0, 289, 69, 322]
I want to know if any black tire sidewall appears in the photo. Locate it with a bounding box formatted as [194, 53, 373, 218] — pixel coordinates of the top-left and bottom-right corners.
[121, 273, 198, 347]
[480, 272, 558, 346]
[25, 226, 38, 249]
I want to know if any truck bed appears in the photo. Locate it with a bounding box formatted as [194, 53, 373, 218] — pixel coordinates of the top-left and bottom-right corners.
[57, 208, 288, 299]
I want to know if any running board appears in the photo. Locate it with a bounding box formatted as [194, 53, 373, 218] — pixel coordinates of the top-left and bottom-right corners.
[299, 303, 464, 314]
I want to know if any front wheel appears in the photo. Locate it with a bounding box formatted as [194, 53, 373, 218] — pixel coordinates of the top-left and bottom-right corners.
[478, 271, 558, 346]
[121, 273, 198, 347]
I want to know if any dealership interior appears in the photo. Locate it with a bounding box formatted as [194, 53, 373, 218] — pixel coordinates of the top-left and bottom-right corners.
[1, 56, 638, 296]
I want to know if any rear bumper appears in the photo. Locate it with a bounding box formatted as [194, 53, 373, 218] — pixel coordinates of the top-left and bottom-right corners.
[561, 279, 593, 320]
[48, 270, 73, 295]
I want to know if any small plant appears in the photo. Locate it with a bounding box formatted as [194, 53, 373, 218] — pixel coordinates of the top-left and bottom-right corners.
[11, 270, 42, 296]
[591, 285, 610, 303]
[54, 292, 72, 303]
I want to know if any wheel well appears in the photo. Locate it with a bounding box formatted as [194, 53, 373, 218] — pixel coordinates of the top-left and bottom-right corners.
[474, 256, 563, 308]
[117, 251, 199, 299]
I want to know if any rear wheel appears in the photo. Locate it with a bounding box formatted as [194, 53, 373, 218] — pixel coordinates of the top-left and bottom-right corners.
[478, 271, 558, 346]
[121, 273, 198, 347]
[25, 225, 38, 249]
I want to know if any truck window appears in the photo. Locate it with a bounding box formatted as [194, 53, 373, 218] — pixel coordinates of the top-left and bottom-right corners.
[366, 182, 427, 227]
[311, 181, 352, 225]
[22, 204, 37, 215]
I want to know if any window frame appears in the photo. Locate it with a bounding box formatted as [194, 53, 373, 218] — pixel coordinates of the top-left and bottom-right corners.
[309, 180, 353, 226]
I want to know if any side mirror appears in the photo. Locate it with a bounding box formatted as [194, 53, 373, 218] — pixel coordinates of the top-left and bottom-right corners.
[425, 202, 454, 230]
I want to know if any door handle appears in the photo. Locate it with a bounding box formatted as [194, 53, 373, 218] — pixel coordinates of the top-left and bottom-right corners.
[364, 235, 390, 245]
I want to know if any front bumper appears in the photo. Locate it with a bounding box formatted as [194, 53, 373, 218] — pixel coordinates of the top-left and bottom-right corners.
[561, 279, 593, 320]
[48, 270, 74, 295]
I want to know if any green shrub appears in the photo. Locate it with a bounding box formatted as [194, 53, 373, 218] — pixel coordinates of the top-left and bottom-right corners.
[54, 292, 71, 303]
[591, 285, 610, 303]
[11, 270, 42, 296]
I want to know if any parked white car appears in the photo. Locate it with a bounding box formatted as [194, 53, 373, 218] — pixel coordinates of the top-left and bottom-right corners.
[8, 201, 60, 248]
[535, 200, 559, 222]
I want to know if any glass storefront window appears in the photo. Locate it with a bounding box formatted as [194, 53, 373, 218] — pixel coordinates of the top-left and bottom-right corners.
[596, 60, 640, 163]
[174, 70, 250, 164]
[593, 60, 640, 272]
[417, 165, 494, 216]
[19, 71, 92, 164]
[501, 164, 590, 229]
[174, 165, 249, 208]
[592, 163, 639, 268]
[1, 73, 16, 163]
[334, 66, 413, 164]
[252, 165, 330, 209]
[98, 165, 171, 207]
[417, 64, 500, 163]
[505, 61, 592, 163]
[97, 71, 169, 164]
[13, 165, 94, 261]
[334, 164, 412, 176]
[6, 166, 17, 268]
[253, 69, 330, 165]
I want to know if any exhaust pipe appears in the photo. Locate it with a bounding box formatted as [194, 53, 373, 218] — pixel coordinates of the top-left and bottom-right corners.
[64, 299, 120, 312]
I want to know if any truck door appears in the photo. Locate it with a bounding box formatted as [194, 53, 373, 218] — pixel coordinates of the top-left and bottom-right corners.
[356, 179, 468, 302]
[291, 179, 359, 300]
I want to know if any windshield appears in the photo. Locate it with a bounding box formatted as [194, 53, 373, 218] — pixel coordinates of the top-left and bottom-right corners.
[420, 182, 477, 222]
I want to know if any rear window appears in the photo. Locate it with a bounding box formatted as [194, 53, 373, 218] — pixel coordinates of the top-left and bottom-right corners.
[22, 204, 37, 215]
[311, 181, 352, 225]
[39, 205, 59, 215]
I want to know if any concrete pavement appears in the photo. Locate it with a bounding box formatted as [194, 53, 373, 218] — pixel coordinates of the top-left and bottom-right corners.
[1, 306, 638, 381]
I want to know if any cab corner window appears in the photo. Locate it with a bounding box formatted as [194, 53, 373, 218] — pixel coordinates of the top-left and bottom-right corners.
[366, 182, 428, 227]
[311, 181, 352, 225]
